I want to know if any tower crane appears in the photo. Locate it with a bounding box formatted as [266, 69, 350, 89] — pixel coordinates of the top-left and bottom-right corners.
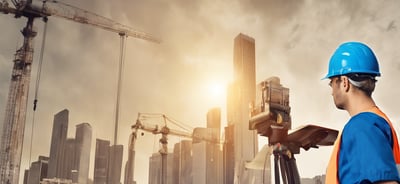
[0, 1, 160, 183]
[130, 113, 193, 184]
[128, 113, 220, 184]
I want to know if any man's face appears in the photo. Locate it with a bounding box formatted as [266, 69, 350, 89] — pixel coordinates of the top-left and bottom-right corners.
[329, 76, 346, 110]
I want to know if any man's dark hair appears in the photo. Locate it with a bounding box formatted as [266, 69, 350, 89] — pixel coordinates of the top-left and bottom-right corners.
[347, 73, 377, 97]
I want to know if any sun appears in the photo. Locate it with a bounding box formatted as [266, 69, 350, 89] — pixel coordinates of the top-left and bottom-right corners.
[207, 82, 224, 98]
[205, 80, 226, 108]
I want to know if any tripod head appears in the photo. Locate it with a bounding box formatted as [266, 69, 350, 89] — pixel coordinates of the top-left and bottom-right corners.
[249, 76, 291, 145]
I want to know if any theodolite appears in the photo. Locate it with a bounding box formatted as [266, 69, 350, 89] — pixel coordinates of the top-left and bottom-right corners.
[249, 77, 338, 184]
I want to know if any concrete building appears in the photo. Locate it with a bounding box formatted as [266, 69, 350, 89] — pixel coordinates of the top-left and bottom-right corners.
[207, 108, 221, 132]
[192, 141, 206, 184]
[40, 178, 73, 184]
[93, 139, 110, 184]
[24, 170, 29, 184]
[225, 33, 263, 183]
[301, 175, 325, 184]
[25, 156, 49, 184]
[62, 139, 76, 180]
[92, 139, 123, 184]
[192, 128, 223, 184]
[47, 109, 69, 179]
[223, 125, 235, 184]
[173, 140, 192, 184]
[148, 153, 174, 184]
[107, 145, 123, 184]
[74, 123, 92, 184]
[124, 132, 136, 184]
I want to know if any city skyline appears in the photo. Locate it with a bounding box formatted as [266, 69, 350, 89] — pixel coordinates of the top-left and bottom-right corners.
[2, 0, 400, 183]
[22, 33, 317, 184]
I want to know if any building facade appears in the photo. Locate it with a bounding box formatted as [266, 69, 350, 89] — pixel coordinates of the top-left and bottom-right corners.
[47, 109, 69, 179]
[74, 123, 92, 184]
[148, 153, 174, 184]
[225, 33, 263, 183]
[173, 140, 192, 184]
[192, 127, 223, 184]
[25, 156, 49, 184]
[94, 139, 110, 184]
[107, 145, 123, 184]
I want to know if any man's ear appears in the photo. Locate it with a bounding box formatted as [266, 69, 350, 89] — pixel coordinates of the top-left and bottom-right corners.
[342, 76, 350, 92]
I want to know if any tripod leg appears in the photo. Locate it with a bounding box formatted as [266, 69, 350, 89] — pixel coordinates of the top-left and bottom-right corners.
[274, 152, 280, 184]
[288, 155, 300, 184]
[281, 152, 301, 184]
[279, 154, 289, 184]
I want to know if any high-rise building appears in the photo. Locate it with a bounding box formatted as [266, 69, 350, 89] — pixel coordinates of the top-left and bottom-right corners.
[207, 108, 223, 184]
[92, 139, 124, 184]
[225, 33, 262, 183]
[207, 108, 221, 130]
[62, 138, 76, 180]
[108, 145, 123, 184]
[192, 141, 206, 184]
[24, 170, 29, 184]
[223, 126, 234, 184]
[124, 132, 136, 184]
[94, 139, 110, 184]
[47, 109, 69, 179]
[25, 156, 49, 184]
[74, 123, 92, 184]
[192, 128, 223, 184]
[148, 153, 174, 184]
[173, 140, 192, 184]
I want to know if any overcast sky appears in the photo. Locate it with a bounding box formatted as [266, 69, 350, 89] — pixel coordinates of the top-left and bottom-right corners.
[1, 0, 400, 183]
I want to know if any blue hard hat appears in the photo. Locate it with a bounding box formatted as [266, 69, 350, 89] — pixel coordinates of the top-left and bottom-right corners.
[323, 42, 381, 79]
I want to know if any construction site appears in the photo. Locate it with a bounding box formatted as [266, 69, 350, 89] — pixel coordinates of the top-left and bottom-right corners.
[0, 0, 338, 184]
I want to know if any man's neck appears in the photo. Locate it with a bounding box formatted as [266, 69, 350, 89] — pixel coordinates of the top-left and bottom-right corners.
[347, 94, 376, 117]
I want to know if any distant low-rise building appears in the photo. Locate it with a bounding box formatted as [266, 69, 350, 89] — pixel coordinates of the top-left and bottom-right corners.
[25, 156, 49, 184]
[300, 175, 325, 184]
[40, 178, 73, 184]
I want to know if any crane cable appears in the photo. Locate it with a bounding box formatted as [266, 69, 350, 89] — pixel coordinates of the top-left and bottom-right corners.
[114, 33, 126, 145]
[28, 17, 48, 165]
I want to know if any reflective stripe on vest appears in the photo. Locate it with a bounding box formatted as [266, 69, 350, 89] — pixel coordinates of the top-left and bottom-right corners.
[325, 107, 400, 184]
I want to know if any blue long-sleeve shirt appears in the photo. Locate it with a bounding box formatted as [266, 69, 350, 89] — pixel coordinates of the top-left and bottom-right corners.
[339, 112, 400, 183]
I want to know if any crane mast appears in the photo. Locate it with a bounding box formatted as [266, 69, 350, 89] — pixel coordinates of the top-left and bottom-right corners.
[0, 1, 160, 184]
[0, 16, 37, 184]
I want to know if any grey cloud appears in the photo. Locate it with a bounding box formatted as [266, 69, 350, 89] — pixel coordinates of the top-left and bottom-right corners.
[2, 1, 400, 183]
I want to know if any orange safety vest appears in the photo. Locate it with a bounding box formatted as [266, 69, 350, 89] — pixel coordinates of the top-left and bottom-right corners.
[326, 107, 400, 184]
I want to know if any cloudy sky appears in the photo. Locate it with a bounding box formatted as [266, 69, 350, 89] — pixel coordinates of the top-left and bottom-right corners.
[1, 0, 400, 183]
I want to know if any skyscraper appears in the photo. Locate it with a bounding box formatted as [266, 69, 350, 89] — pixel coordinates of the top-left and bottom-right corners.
[108, 145, 123, 184]
[47, 109, 69, 179]
[74, 123, 92, 184]
[62, 138, 76, 180]
[223, 125, 234, 184]
[207, 108, 221, 130]
[173, 140, 192, 184]
[148, 153, 174, 184]
[225, 33, 261, 183]
[26, 156, 49, 184]
[92, 138, 124, 184]
[94, 139, 110, 184]
[192, 127, 223, 184]
[124, 132, 136, 184]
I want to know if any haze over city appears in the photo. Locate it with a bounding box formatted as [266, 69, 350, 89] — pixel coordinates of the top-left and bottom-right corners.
[1, 0, 400, 183]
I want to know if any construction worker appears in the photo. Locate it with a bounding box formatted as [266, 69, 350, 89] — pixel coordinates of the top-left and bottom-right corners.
[323, 42, 400, 184]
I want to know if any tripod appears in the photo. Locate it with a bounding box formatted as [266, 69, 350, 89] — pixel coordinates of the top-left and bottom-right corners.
[272, 144, 300, 184]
